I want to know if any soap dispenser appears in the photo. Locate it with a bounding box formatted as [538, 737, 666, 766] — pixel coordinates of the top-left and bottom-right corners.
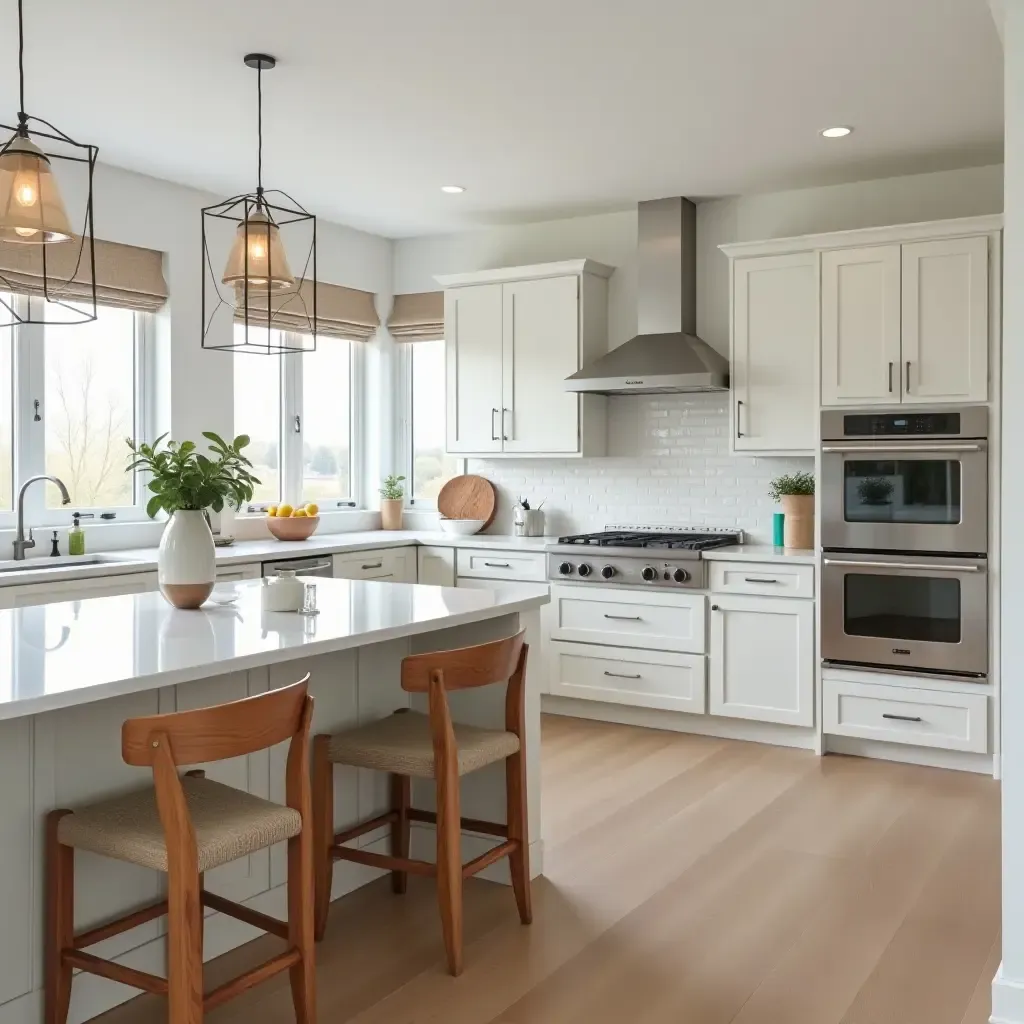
[68, 512, 93, 556]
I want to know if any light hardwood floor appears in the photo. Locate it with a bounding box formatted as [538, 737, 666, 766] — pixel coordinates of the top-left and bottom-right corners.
[97, 713, 1001, 1024]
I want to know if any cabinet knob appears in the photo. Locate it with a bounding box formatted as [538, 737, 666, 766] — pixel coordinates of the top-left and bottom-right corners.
[711, 604, 720, 611]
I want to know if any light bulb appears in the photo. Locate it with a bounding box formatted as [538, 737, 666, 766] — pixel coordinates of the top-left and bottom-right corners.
[249, 239, 267, 260]
[14, 177, 38, 207]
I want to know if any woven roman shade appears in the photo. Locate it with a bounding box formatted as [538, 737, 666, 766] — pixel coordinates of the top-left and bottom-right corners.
[388, 291, 444, 341]
[236, 280, 379, 340]
[0, 237, 168, 312]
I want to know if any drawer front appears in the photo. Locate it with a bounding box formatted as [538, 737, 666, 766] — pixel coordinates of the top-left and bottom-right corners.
[709, 560, 815, 599]
[549, 641, 706, 714]
[333, 547, 415, 582]
[456, 549, 547, 582]
[549, 585, 705, 654]
[823, 678, 988, 753]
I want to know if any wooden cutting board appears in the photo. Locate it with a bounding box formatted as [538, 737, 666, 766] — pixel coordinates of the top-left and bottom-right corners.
[437, 475, 498, 528]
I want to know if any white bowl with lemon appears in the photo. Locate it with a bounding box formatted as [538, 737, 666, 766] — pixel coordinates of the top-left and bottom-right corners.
[265, 503, 320, 541]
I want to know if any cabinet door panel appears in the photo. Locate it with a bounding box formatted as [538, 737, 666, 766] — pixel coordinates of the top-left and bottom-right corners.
[901, 235, 989, 404]
[501, 276, 580, 454]
[9, 572, 158, 608]
[445, 284, 503, 453]
[417, 546, 455, 587]
[709, 595, 813, 726]
[821, 245, 902, 406]
[732, 253, 817, 452]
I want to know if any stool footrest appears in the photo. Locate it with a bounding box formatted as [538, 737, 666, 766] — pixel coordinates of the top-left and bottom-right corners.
[73, 899, 168, 949]
[330, 844, 436, 877]
[407, 808, 508, 838]
[333, 811, 398, 846]
[463, 840, 517, 879]
[204, 949, 301, 1013]
[202, 890, 289, 940]
[64, 949, 167, 996]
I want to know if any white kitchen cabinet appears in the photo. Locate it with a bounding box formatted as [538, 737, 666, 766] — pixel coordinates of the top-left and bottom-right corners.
[214, 563, 261, 582]
[901, 235, 989, 403]
[820, 245, 902, 406]
[0, 570, 159, 608]
[730, 252, 818, 453]
[333, 547, 416, 582]
[455, 548, 547, 583]
[438, 260, 612, 458]
[417, 545, 456, 587]
[709, 594, 814, 727]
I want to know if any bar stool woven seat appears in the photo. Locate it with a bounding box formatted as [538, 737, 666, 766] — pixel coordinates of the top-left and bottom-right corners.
[326, 710, 519, 779]
[57, 775, 302, 874]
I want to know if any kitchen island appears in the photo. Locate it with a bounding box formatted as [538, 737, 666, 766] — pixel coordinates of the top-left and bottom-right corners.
[0, 578, 548, 1024]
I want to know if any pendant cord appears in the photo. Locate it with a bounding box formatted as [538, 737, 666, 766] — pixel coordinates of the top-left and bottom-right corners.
[256, 62, 263, 201]
[17, 0, 26, 123]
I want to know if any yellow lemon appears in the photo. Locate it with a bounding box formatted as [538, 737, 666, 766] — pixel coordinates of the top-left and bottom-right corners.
[267, 505, 278, 517]
[293, 508, 308, 517]
[305, 503, 319, 517]
[277, 503, 294, 518]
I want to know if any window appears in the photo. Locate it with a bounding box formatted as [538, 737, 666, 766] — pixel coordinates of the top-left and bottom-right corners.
[1, 295, 153, 528]
[232, 327, 359, 509]
[400, 340, 458, 505]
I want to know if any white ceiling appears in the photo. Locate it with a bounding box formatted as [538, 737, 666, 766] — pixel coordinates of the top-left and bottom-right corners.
[0, 0, 1003, 238]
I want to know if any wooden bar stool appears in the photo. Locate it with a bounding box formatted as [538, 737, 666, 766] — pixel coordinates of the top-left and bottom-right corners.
[312, 631, 531, 975]
[44, 677, 316, 1024]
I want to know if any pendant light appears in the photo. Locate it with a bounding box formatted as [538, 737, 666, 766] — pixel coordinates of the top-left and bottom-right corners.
[0, 0, 99, 326]
[202, 54, 317, 354]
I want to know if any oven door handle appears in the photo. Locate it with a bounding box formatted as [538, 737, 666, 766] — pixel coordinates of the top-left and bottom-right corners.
[822, 558, 983, 573]
[821, 444, 983, 453]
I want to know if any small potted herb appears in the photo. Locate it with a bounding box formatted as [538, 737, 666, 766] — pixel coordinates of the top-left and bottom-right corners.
[856, 477, 894, 506]
[768, 471, 815, 549]
[379, 474, 406, 531]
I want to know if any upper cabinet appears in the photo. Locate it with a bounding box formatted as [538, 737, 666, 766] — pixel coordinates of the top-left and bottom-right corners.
[438, 260, 612, 458]
[730, 252, 818, 454]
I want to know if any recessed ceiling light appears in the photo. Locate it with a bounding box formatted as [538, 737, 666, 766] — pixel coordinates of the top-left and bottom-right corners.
[441, 184, 466, 194]
[820, 126, 853, 139]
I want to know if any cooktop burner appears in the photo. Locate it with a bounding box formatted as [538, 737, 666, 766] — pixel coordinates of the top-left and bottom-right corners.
[556, 529, 740, 551]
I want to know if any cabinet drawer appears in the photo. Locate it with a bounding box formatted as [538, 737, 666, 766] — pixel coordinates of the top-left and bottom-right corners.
[823, 678, 988, 753]
[549, 585, 705, 654]
[549, 641, 706, 714]
[709, 560, 814, 599]
[456, 549, 546, 582]
[333, 547, 415, 582]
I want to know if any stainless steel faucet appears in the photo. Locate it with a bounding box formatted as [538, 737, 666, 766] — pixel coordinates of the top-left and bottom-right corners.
[14, 475, 71, 561]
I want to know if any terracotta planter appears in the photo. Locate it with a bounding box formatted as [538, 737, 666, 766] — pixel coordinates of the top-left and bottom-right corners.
[158, 510, 215, 609]
[780, 494, 815, 550]
[380, 498, 404, 531]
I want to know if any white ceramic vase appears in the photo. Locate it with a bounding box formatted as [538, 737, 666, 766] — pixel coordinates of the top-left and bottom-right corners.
[158, 509, 215, 609]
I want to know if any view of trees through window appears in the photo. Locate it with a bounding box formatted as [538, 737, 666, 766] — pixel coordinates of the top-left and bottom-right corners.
[302, 342, 351, 501]
[0, 318, 11, 511]
[233, 350, 281, 503]
[412, 340, 457, 501]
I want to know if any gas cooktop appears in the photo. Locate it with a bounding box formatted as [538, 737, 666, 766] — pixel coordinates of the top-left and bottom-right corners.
[556, 529, 740, 551]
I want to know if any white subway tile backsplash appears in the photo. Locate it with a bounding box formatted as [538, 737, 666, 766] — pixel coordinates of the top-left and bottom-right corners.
[469, 393, 812, 543]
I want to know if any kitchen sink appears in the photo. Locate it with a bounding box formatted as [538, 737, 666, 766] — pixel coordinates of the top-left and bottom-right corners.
[0, 555, 141, 574]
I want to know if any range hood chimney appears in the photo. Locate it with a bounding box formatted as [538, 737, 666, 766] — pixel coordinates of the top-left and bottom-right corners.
[565, 196, 728, 395]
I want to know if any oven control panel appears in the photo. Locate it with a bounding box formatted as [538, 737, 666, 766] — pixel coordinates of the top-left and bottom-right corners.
[549, 555, 705, 589]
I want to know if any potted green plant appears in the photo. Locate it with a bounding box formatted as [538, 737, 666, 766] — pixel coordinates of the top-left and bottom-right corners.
[126, 432, 259, 608]
[856, 476, 894, 505]
[379, 474, 406, 531]
[768, 471, 815, 549]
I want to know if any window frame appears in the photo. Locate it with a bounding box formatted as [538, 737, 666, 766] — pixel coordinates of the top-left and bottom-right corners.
[0, 294, 156, 531]
[239, 332, 363, 513]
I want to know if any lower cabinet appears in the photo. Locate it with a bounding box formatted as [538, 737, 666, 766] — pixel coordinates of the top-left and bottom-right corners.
[709, 594, 814, 726]
[214, 563, 261, 583]
[333, 546, 416, 582]
[0, 570, 159, 608]
[417, 545, 456, 587]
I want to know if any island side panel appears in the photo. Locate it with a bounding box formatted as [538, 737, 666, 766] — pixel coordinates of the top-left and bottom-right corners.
[0, 718, 33, 1009]
[408, 609, 543, 882]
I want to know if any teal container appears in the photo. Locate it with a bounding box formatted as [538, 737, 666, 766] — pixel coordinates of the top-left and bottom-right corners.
[773, 512, 785, 547]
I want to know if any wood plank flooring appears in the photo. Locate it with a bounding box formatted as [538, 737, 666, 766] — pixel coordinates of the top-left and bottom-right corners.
[96, 714, 1001, 1024]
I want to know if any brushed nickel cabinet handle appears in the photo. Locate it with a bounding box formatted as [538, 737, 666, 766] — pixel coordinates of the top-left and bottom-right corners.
[744, 577, 779, 584]
[484, 561, 511, 568]
[882, 713, 923, 723]
[905, 360, 911, 393]
[604, 613, 642, 621]
[888, 361, 894, 393]
[736, 399, 744, 438]
[502, 407, 511, 442]
[604, 670, 642, 680]
[491, 408, 499, 441]
[361, 562, 383, 570]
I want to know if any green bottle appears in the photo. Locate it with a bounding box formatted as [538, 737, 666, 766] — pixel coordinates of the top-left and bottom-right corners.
[69, 513, 87, 556]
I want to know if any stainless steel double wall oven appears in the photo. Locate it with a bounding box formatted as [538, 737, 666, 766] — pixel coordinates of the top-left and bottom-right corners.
[820, 407, 988, 679]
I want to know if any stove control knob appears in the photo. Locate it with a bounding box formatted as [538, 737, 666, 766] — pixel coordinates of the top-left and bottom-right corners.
[578, 563, 593, 577]
[641, 565, 658, 582]
[558, 562, 574, 576]
[673, 568, 690, 584]
[601, 565, 616, 579]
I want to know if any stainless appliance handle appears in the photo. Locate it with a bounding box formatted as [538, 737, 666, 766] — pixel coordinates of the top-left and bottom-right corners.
[604, 613, 643, 621]
[821, 444, 983, 453]
[823, 558, 983, 573]
[604, 670, 642, 680]
[298, 562, 332, 573]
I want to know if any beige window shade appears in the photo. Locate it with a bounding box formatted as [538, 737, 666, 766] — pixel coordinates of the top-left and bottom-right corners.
[388, 291, 444, 341]
[0, 237, 168, 312]
[236, 280, 379, 340]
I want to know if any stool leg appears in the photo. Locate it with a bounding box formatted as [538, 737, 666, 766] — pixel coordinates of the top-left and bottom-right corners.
[390, 773, 411, 895]
[288, 828, 317, 1024]
[506, 749, 533, 925]
[312, 735, 334, 941]
[166, 869, 203, 1024]
[435, 765, 464, 976]
[44, 811, 74, 1024]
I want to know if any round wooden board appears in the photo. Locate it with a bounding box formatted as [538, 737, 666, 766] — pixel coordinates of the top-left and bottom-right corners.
[437, 475, 498, 528]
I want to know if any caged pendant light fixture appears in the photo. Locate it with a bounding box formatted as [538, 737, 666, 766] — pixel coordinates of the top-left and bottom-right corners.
[202, 54, 317, 354]
[0, 0, 99, 326]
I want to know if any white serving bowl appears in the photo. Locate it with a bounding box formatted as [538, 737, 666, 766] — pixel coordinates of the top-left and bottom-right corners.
[438, 518, 486, 536]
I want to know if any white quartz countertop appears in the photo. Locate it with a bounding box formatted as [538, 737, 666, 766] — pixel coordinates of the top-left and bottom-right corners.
[701, 545, 817, 565]
[0, 577, 549, 721]
[0, 530, 553, 588]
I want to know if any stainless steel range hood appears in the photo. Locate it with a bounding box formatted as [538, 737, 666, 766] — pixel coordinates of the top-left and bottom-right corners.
[565, 196, 728, 395]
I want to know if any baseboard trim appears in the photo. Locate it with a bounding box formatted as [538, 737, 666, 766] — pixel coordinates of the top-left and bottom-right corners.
[541, 694, 817, 750]
[824, 735, 994, 775]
